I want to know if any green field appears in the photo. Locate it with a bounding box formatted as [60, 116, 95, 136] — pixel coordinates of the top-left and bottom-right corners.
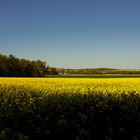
[47, 74, 140, 78]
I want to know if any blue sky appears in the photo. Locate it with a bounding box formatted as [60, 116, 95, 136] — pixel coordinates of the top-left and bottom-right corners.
[0, 0, 140, 69]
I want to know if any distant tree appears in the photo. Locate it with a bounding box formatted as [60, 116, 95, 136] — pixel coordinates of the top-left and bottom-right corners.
[0, 54, 9, 76]
[35, 60, 46, 76]
[0, 53, 47, 77]
[46, 66, 58, 75]
[8, 54, 21, 76]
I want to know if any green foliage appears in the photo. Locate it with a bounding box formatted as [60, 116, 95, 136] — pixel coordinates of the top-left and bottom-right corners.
[0, 54, 46, 77]
[0, 128, 28, 140]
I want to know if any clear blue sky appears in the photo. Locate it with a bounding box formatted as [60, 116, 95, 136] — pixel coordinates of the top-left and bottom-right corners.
[0, 0, 140, 69]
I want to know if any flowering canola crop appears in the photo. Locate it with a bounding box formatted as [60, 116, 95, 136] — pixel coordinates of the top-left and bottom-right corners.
[0, 78, 140, 95]
[1, 78, 140, 139]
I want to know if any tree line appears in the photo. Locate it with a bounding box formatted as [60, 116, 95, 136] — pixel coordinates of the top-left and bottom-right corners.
[0, 54, 47, 77]
[1, 53, 140, 77]
[65, 68, 140, 74]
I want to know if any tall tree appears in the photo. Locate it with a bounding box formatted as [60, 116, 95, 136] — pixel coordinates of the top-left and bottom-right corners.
[0, 54, 47, 77]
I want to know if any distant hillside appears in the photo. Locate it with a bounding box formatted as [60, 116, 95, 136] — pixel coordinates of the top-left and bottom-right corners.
[64, 68, 140, 74]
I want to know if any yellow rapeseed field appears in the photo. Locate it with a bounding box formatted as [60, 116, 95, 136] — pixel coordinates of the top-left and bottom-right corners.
[0, 78, 140, 95]
[1, 78, 140, 140]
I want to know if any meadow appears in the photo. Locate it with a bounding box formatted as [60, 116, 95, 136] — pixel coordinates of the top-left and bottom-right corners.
[0, 78, 140, 140]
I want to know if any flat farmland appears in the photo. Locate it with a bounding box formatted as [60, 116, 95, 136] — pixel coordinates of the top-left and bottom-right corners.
[0, 78, 140, 140]
[1, 77, 140, 94]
